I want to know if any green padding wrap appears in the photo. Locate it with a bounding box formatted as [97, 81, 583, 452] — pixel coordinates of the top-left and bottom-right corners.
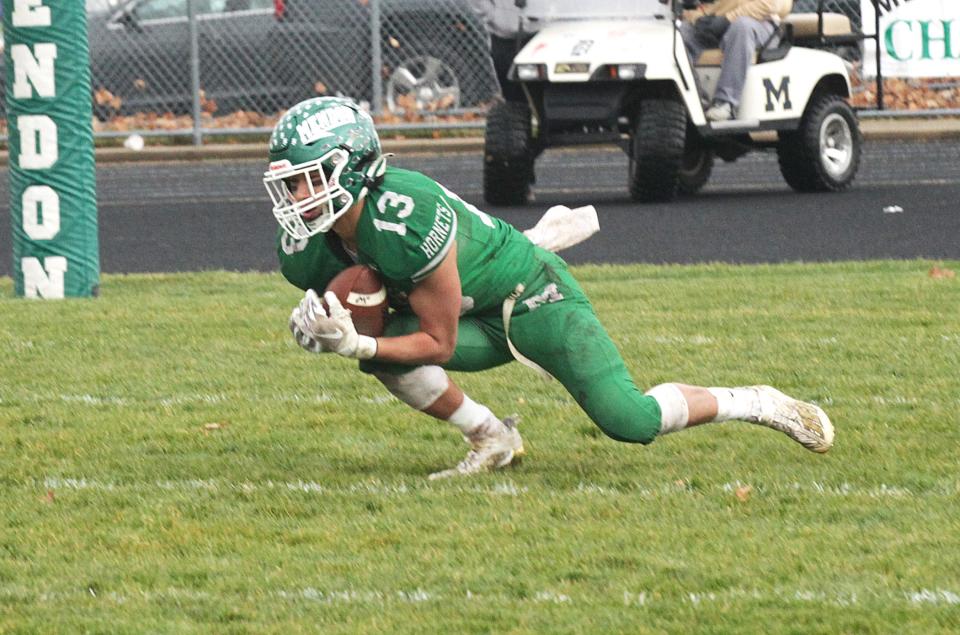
[5, 0, 99, 298]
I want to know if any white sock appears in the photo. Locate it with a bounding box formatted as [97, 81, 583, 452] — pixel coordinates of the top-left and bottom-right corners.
[447, 395, 501, 437]
[707, 387, 760, 422]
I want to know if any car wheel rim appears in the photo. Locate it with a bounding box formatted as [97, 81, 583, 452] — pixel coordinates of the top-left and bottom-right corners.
[819, 112, 853, 179]
[386, 55, 461, 114]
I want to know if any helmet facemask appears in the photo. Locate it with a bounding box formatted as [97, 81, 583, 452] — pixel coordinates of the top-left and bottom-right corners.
[264, 148, 353, 239]
[265, 97, 386, 239]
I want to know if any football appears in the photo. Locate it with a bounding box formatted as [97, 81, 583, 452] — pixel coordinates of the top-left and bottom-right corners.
[323, 265, 388, 337]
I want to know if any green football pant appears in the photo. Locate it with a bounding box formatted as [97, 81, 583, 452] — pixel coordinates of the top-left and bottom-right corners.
[360, 260, 662, 444]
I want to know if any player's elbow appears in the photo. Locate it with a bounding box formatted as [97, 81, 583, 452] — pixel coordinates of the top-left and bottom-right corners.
[426, 332, 457, 364]
[430, 341, 456, 364]
[419, 323, 457, 364]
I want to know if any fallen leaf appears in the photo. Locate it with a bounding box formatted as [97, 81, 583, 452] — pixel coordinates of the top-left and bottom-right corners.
[94, 87, 122, 110]
[198, 89, 218, 115]
[735, 485, 753, 502]
[41, 490, 55, 504]
[203, 422, 227, 431]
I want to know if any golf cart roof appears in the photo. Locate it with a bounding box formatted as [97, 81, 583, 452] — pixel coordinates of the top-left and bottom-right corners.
[520, 0, 668, 22]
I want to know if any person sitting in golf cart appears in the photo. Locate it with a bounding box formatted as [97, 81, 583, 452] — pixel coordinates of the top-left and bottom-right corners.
[680, 0, 793, 121]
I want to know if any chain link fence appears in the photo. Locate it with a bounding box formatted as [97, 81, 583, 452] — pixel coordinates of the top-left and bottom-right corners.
[0, 0, 500, 141]
[1, 0, 958, 144]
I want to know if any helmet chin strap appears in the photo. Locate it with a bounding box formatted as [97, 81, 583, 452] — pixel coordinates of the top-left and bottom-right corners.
[356, 154, 391, 201]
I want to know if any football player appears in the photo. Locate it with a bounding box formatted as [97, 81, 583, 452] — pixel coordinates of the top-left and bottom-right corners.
[265, 97, 834, 479]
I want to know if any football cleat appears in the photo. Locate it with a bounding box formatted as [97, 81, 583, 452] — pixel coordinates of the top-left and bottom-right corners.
[428, 416, 525, 480]
[746, 385, 835, 453]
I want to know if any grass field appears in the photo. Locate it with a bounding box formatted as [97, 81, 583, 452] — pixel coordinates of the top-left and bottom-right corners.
[1, 260, 959, 633]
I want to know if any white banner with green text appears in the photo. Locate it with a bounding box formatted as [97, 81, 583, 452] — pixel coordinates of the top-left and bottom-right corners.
[863, 0, 960, 78]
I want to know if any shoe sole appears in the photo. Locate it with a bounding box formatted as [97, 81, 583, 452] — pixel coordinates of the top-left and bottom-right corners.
[494, 443, 525, 469]
[759, 385, 835, 453]
[428, 432, 525, 480]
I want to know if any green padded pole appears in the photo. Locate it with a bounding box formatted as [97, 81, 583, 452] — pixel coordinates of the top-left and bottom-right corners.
[5, 0, 99, 298]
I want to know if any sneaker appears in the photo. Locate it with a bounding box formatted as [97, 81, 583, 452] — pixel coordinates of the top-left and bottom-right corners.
[705, 100, 735, 122]
[428, 415, 525, 480]
[745, 386, 835, 453]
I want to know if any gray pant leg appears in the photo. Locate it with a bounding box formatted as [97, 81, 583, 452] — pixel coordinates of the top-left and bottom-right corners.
[715, 17, 775, 108]
[679, 22, 708, 102]
[679, 22, 705, 63]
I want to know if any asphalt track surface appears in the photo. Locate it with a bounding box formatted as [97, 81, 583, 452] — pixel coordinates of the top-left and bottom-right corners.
[1, 138, 958, 275]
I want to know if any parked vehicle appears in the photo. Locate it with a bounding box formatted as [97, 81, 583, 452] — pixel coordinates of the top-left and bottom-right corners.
[87, 0, 280, 117]
[275, 0, 498, 115]
[0, 0, 498, 119]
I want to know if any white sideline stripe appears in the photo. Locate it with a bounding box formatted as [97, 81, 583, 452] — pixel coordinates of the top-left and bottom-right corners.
[1, 584, 956, 607]
[36, 477, 957, 499]
[52, 393, 340, 407]
[2, 391, 575, 410]
[624, 587, 960, 607]
[4, 389, 949, 411]
[650, 334, 716, 345]
[19, 387, 942, 410]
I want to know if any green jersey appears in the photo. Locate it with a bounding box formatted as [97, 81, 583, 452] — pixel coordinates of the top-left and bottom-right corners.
[279, 167, 544, 316]
[279, 166, 663, 445]
[277, 228, 353, 292]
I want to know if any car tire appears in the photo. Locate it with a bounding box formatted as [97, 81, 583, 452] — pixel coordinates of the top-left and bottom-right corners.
[629, 97, 687, 202]
[777, 94, 862, 192]
[678, 145, 714, 196]
[386, 49, 463, 114]
[483, 100, 534, 206]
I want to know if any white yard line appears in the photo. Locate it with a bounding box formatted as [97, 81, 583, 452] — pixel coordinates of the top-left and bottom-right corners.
[35, 476, 957, 499]
[1, 584, 957, 607]
[0, 388, 945, 410]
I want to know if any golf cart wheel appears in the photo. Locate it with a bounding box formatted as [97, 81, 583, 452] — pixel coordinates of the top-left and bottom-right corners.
[678, 145, 714, 196]
[483, 100, 534, 206]
[777, 94, 862, 192]
[629, 97, 687, 202]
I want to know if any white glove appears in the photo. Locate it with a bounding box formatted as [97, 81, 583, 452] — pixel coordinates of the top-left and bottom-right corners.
[291, 289, 377, 360]
[288, 305, 327, 354]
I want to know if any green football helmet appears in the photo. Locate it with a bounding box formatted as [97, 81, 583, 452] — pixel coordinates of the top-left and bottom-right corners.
[263, 97, 387, 239]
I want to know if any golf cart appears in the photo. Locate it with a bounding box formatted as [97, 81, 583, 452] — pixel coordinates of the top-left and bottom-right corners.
[482, 0, 864, 204]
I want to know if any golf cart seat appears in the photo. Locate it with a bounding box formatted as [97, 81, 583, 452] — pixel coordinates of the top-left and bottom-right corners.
[695, 49, 736, 67]
[694, 12, 853, 66]
[785, 12, 853, 40]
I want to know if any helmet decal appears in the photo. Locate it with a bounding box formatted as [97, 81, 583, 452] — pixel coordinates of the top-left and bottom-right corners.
[295, 106, 356, 146]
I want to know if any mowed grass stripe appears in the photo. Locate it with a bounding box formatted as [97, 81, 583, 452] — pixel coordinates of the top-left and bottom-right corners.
[1, 260, 958, 633]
